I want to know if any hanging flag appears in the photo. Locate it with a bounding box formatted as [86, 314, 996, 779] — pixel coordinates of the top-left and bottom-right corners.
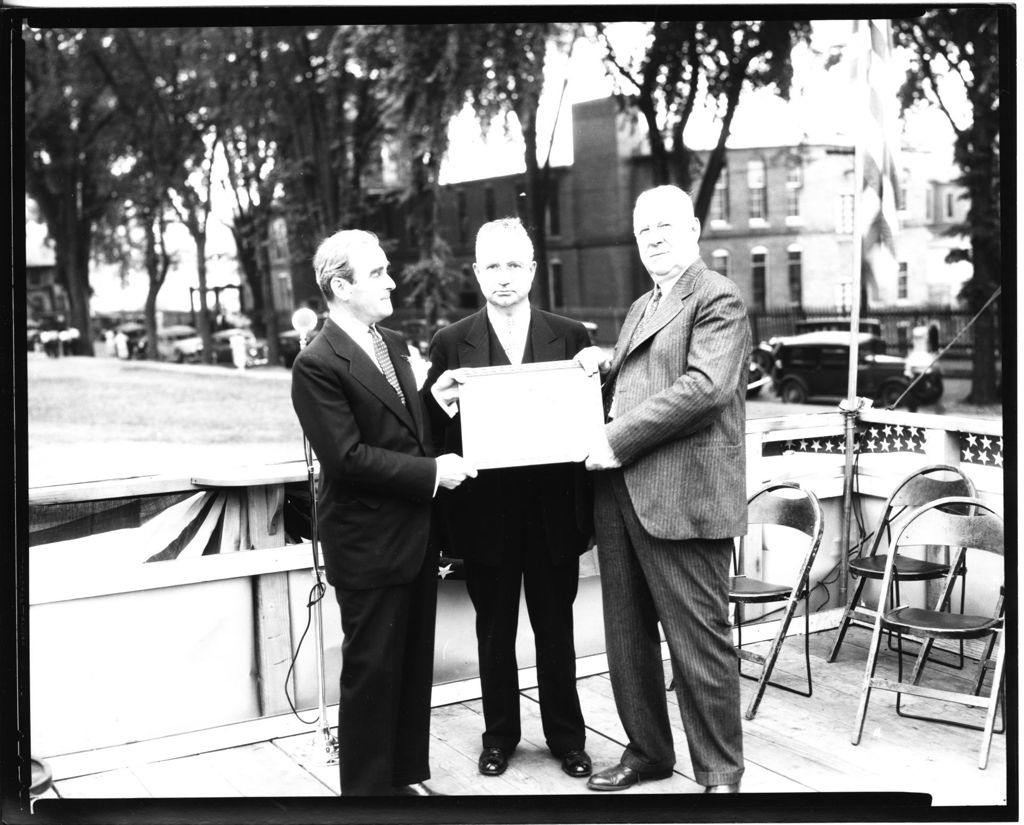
[855, 18, 902, 306]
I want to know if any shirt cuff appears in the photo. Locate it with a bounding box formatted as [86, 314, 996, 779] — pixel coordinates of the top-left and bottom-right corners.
[433, 461, 441, 498]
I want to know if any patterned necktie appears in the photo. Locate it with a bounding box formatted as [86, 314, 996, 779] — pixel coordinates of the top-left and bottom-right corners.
[639, 284, 662, 329]
[369, 325, 406, 405]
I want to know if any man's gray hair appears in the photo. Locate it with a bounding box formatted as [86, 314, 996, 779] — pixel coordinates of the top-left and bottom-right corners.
[634, 185, 696, 219]
[475, 217, 534, 261]
[313, 229, 380, 302]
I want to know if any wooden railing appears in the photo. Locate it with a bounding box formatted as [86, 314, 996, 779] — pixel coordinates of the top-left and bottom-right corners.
[28, 409, 1002, 761]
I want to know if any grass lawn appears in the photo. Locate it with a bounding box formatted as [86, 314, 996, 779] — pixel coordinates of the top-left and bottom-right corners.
[27, 353, 306, 487]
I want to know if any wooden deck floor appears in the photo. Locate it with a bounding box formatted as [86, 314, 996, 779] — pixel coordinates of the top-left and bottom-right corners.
[35, 630, 1010, 818]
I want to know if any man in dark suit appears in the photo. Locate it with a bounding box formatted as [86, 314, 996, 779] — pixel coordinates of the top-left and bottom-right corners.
[291, 229, 475, 796]
[422, 218, 598, 780]
[584, 185, 749, 793]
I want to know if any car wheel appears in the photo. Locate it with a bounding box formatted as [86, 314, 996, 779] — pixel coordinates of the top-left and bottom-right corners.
[879, 382, 908, 408]
[751, 349, 773, 373]
[780, 379, 808, 404]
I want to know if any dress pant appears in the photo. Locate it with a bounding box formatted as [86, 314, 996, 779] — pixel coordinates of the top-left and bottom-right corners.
[464, 488, 585, 757]
[334, 548, 438, 795]
[593, 470, 744, 787]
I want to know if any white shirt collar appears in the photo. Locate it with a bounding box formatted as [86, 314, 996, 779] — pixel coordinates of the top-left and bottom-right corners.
[485, 301, 531, 332]
[649, 256, 698, 297]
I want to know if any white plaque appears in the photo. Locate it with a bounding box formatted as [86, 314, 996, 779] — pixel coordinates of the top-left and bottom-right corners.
[458, 360, 605, 470]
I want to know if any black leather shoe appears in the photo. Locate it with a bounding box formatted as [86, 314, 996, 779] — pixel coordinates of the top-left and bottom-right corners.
[560, 749, 592, 778]
[586, 763, 673, 791]
[392, 782, 441, 796]
[703, 782, 740, 793]
[478, 747, 509, 776]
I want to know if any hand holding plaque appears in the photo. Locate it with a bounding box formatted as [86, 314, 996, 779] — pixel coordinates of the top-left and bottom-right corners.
[457, 360, 605, 470]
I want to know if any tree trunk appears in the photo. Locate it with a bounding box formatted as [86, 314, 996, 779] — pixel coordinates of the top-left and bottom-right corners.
[255, 216, 281, 367]
[194, 232, 213, 365]
[965, 236, 1000, 405]
[638, 97, 669, 185]
[69, 217, 95, 356]
[231, 216, 265, 331]
[521, 107, 551, 311]
[142, 216, 161, 361]
[692, 62, 746, 226]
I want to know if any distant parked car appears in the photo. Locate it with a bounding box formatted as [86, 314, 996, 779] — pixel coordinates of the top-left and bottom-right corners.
[137, 325, 198, 360]
[278, 327, 322, 368]
[172, 328, 268, 367]
[752, 318, 883, 373]
[770, 330, 943, 408]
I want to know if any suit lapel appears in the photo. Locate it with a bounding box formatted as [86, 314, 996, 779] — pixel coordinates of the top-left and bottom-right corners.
[528, 309, 564, 363]
[321, 319, 418, 434]
[382, 327, 424, 435]
[456, 309, 492, 368]
[626, 260, 705, 355]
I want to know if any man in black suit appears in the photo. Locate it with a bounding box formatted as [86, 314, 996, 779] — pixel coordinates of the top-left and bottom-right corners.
[291, 229, 475, 796]
[423, 218, 601, 781]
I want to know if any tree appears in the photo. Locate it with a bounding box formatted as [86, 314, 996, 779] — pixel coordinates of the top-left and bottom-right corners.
[352, 25, 482, 314]
[893, 10, 1002, 404]
[468, 23, 580, 311]
[215, 27, 284, 363]
[90, 27, 220, 361]
[595, 20, 812, 224]
[257, 26, 390, 310]
[24, 27, 124, 355]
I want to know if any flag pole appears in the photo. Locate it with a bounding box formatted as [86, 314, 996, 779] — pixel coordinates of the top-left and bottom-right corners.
[838, 19, 870, 607]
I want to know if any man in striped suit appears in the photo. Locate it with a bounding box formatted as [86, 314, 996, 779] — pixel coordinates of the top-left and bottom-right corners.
[584, 185, 749, 793]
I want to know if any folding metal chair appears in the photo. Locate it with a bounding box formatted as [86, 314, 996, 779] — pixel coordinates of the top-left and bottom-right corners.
[827, 464, 975, 665]
[730, 482, 825, 720]
[851, 497, 1005, 769]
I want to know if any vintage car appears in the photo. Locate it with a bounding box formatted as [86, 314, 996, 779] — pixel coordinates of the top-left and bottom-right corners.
[769, 330, 943, 408]
[751, 318, 883, 373]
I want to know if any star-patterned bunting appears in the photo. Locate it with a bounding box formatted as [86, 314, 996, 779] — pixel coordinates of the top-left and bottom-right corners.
[957, 431, 1003, 467]
[856, 423, 927, 455]
[762, 424, 927, 457]
[437, 556, 465, 580]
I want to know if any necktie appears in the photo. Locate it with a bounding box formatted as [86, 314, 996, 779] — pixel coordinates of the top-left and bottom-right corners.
[608, 284, 663, 420]
[639, 284, 662, 328]
[369, 325, 406, 405]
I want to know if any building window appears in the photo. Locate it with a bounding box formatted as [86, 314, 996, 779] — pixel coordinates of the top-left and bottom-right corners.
[898, 168, 909, 212]
[456, 190, 468, 246]
[785, 157, 802, 218]
[898, 261, 908, 300]
[944, 191, 955, 220]
[925, 189, 934, 222]
[515, 183, 528, 220]
[711, 170, 730, 223]
[751, 248, 767, 310]
[837, 193, 854, 234]
[711, 249, 730, 279]
[547, 180, 561, 237]
[787, 245, 802, 307]
[484, 186, 495, 222]
[550, 259, 564, 307]
[747, 159, 767, 221]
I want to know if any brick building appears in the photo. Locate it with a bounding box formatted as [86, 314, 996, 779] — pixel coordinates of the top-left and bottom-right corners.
[284, 96, 969, 347]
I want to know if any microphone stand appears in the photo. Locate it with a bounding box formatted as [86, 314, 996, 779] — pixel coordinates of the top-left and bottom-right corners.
[295, 311, 339, 764]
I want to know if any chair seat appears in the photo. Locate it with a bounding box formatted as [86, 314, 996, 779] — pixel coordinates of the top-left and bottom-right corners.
[850, 553, 949, 581]
[729, 575, 791, 603]
[883, 606, 1001, 640]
